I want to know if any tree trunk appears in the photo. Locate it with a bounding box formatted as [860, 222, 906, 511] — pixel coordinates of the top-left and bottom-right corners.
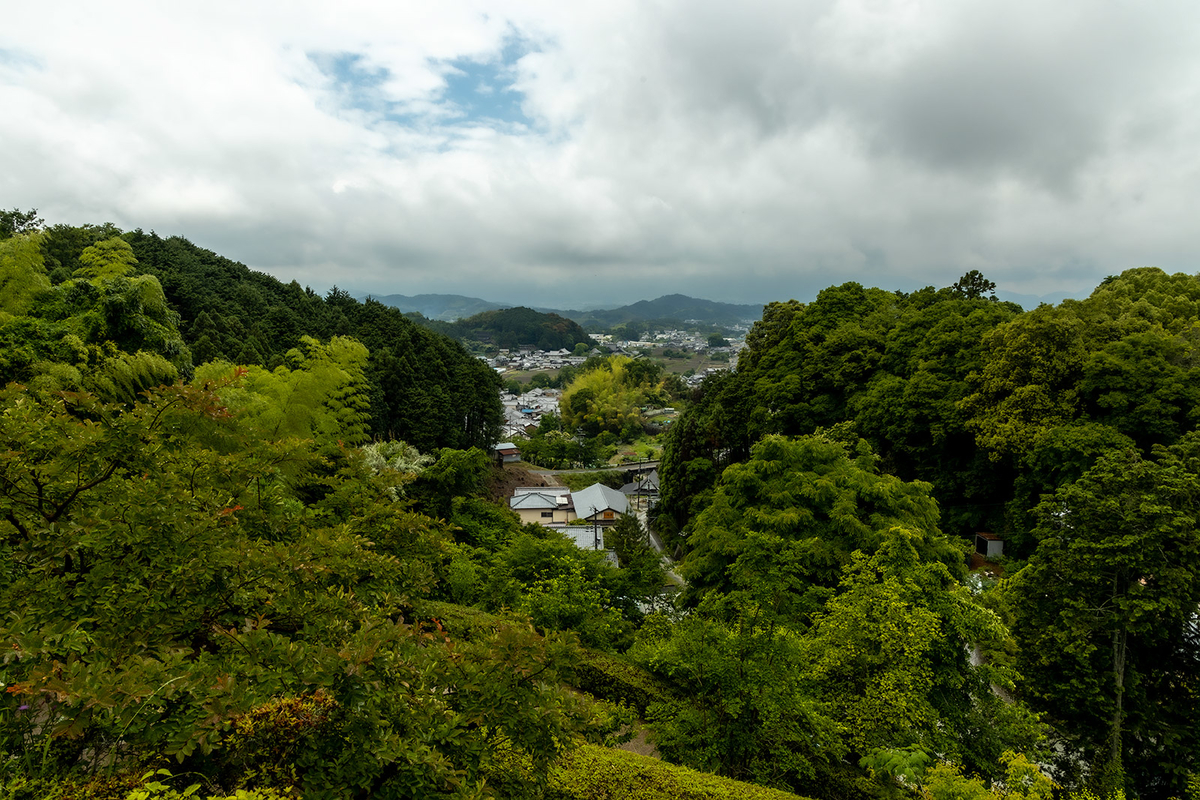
[1105, 626, 1127, 794]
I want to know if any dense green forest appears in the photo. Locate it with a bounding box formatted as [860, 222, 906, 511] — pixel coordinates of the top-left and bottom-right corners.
[656, 268, 1200, 797]
[0, 219, 502, 451]
[2, 211, 1198, 800]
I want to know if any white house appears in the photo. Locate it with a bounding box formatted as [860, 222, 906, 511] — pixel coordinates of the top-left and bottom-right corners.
[508, 483, 630, 550]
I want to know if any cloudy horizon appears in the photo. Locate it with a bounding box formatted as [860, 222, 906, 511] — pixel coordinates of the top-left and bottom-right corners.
[4, 1, 1199, 309]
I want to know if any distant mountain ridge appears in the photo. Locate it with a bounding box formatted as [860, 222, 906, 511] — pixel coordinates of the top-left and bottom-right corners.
[554, 294, 763, 328]
[364, 293, 507, 321]
[363, 292, 764, 328]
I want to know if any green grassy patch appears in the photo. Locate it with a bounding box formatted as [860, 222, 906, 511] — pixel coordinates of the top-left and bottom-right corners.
[558, 470, 629, 491]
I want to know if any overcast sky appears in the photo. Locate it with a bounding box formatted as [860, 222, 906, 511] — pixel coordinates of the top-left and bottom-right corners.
[3, 1, 1199, 309]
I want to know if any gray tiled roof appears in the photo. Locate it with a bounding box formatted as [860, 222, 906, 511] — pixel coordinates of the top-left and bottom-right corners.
[571, 483, 629, 518]
[510, 492, 561, 510]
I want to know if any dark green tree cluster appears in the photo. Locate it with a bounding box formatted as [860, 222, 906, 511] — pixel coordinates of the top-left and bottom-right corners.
[439, 306, 595, 352]
[633, 434, 1040, 798]
[656, 269, 1200, 797]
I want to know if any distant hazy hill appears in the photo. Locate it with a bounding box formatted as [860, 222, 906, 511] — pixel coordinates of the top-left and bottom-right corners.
[365, 292, 765, 329]
[363, 293, 506, 321]
[556, 294, 763, 328]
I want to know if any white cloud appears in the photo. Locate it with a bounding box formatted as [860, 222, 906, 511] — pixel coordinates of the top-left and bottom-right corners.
[3, 0, 1200, 308]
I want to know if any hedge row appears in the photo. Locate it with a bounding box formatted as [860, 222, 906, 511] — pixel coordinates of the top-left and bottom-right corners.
[0, 774, 291, 800]
[570, 650, 673, 715]
[541, 744, 808, 800]
[420, 600, 511, 639]
[419, 605, 675, 717]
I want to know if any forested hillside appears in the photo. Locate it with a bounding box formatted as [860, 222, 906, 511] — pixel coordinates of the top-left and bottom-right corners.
[0, 219, 673, 799]
[364, 292, 506, 321]
[125, 230, 502, 449]
[561, 294, 762, 329]
[3, 211, 1198, 800]
[656, 268, 1200, 797]
[409, 305, 594, 351]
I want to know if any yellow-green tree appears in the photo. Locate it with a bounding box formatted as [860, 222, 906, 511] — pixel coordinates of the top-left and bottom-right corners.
[560, 356, 668, 437]
[194, 335, 372, 448]
[0, 233, 51, 317]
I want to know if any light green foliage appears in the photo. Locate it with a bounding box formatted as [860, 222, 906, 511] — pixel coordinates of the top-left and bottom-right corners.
[606, 514, 667, 605]
[803, 538, 943, 753]
[664, 434, 1040, 790]
[802, 528, 1026, 765]
[74, 237, 139, 280]
[0, 235, 186, 402]
[561, 355, 667, 437]
[681, 433, 957, 611]
[920, 752, 1054, 800]
[963, 268, 1200, 459]
[631, 609, 843, 792]
[860, 745, 932, 788]
[516, 429, 602, 469]
[520, 556, 627, 649]
[0, 234, 51, 318]
[487, 533, 632, 650]
[447, 495, 523, 552]
[569, 648, 674, 715]
[85, 349, 180, 403]
[409, 446, 494, 520]
[534, 743, 810, 799]
[607, 512, 648, 567]
[360, 439, 434, 499]
[0, 254, 190, 398]
[960, 304, 1090, 456]
[195, 335, 372, 448]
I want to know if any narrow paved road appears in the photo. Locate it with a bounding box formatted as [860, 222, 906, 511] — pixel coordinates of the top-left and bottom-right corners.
[632, 504, 686, 587]
[523, 460, 659, 476]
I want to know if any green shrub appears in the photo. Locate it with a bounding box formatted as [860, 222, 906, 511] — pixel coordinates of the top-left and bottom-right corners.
[547, 745, 808, 799]
[218, 691, 338, 788]
[488, 743, 809, 800]
[420, 600, 511, 639]
[0, 772, 291, 800]
[571, 651, 673, 715]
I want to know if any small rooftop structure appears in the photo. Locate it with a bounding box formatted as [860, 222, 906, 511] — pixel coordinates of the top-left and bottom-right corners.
[492, 443, 522, 464]
[975, 532, 1003, 560]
